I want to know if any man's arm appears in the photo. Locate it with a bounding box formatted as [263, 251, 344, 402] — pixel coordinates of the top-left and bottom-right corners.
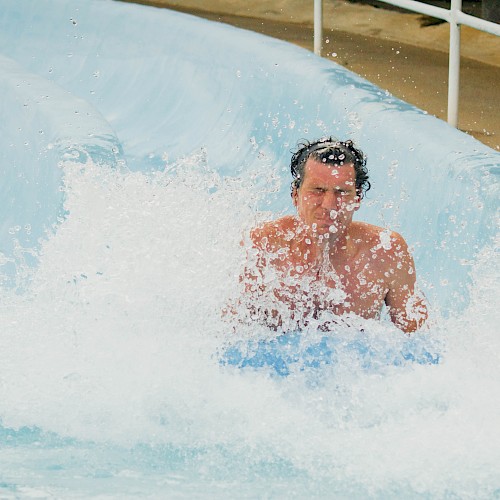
[385, 233, 428, 333]
[241, 225, 285, 329]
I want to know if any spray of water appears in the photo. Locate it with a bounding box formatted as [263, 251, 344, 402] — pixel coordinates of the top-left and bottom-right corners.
[0, 154, 498, 497]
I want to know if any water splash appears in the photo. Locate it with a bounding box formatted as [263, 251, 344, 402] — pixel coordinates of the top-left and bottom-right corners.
[0, 159, 498, 497]
[0, 0, 498, 497]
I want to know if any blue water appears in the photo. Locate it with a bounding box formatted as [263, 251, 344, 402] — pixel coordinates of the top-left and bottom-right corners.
[0, 0, 499, 498]
[220, 331, 440, 377]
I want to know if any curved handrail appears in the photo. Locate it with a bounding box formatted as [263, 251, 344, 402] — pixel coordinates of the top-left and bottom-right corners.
[314, 0, 500, 126]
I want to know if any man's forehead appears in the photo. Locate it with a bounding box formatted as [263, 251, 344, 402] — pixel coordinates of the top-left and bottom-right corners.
[304, 158, 355, 178]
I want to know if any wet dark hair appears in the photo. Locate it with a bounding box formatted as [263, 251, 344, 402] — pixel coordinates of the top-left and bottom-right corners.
[290, 137, 371, 198]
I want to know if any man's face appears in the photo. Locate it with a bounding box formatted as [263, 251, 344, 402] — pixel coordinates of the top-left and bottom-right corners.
[292, 158, 360, 238]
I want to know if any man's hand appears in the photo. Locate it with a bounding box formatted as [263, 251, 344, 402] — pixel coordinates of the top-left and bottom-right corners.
[385, 233, 428, 333]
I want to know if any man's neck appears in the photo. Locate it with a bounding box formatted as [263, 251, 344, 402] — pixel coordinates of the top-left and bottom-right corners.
[299, 225, 355, 264]
[323, 234, 355, 262]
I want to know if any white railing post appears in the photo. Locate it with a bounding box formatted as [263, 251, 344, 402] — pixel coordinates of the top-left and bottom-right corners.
[448, 0, 462, 127]
[314, 0, 323, 56]
[318, 0, 499, 129]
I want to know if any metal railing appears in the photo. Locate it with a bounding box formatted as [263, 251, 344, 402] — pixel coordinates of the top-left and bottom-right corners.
[314, 0, 500, 127]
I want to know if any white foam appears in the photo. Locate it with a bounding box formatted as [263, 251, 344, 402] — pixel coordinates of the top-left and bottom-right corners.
[0, 159, 498, 496]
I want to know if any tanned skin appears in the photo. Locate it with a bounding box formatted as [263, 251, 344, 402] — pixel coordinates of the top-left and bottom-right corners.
[245, 158, 427, 333]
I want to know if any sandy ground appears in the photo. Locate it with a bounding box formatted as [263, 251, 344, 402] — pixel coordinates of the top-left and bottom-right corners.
[119, 0, 500, 149]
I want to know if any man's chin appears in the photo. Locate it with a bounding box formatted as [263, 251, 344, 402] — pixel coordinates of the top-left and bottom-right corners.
[311, 221, 350, 239]
[312, 225, 339, 237]
[300, 220, 344, 238]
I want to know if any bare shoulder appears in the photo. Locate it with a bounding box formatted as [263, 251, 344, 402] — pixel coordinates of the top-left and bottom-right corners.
[250, 215, 298, 252]
[351, 222, 410, 257]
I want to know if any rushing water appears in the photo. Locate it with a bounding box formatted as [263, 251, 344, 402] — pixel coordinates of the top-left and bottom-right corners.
[1, 0, 499, 498]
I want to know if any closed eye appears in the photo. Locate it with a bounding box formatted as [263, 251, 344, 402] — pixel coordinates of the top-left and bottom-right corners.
[309, 187, 353, 196]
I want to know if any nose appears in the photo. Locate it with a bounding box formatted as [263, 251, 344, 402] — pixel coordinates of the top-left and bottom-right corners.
[320, 190, 339, 209]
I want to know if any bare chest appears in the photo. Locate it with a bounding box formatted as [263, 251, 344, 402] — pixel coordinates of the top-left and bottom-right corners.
[267, 247, 391, 318]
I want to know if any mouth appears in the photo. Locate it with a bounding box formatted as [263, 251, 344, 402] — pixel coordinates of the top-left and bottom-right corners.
[315, 216, 337, 225]
[316, 210, 338, 223]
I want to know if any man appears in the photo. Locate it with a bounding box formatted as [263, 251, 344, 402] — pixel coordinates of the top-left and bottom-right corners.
[242, 137, 427, 334]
